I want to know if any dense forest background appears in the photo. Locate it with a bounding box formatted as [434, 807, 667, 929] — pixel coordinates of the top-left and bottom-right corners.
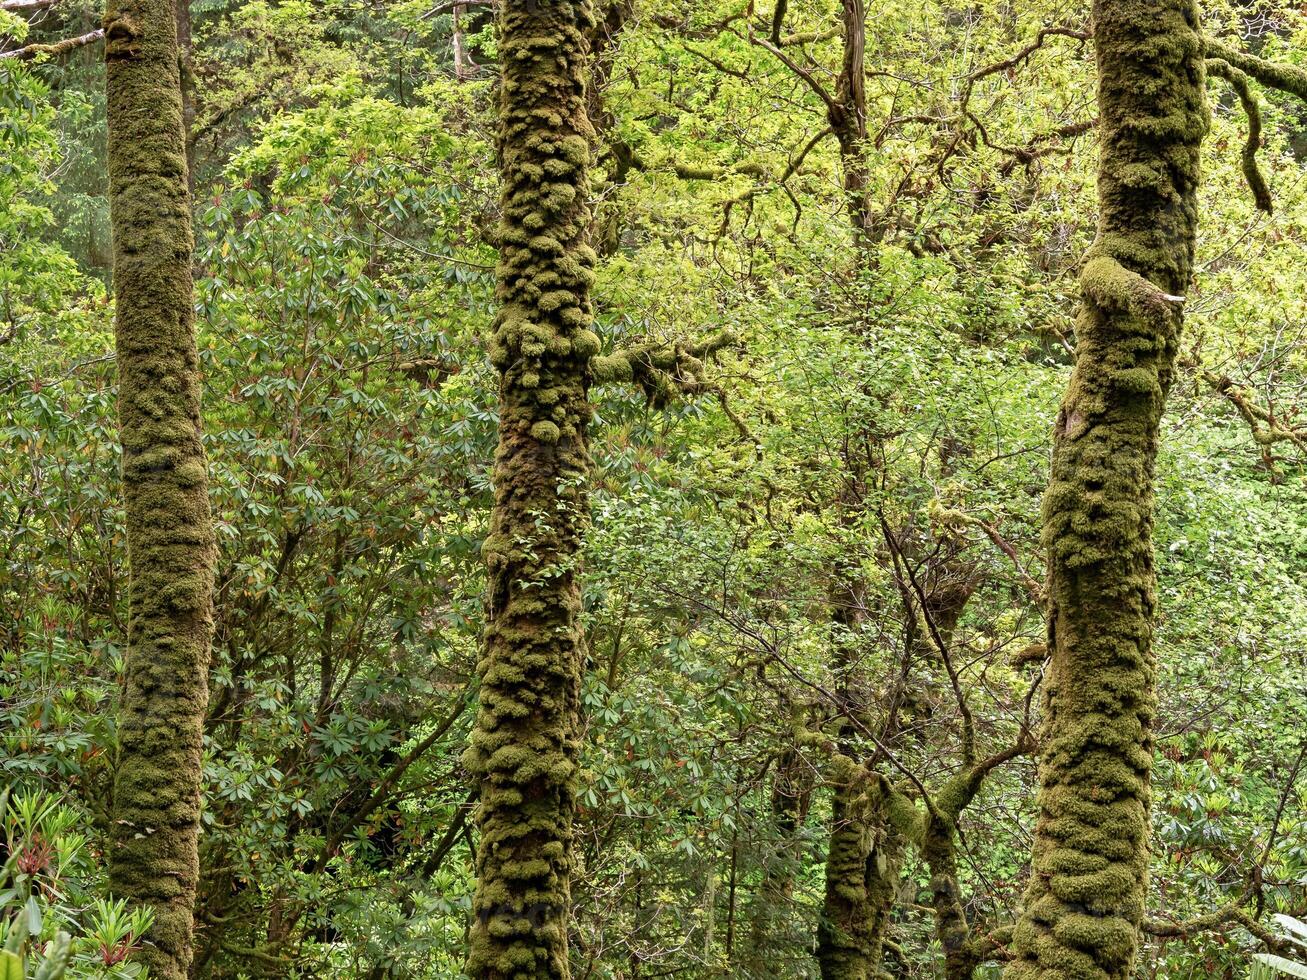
[2, 0, 1306, 977]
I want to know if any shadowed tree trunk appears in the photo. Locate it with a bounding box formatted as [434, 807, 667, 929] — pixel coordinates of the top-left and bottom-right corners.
[815, 571, 906, 980]
[817, 772, 903, 980]
[462, 0, 599, 976]
[1005, 0, 1207, 976]
[102, 0, 216, 977]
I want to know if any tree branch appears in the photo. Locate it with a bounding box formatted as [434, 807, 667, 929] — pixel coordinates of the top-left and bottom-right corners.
[1204, 370, 1307, 449]
[591, 328, 738, 406]
[1206, 38, 1307, 102]
[0, 26, 102, 60]
[1, 0, 58, 12]
[1208, 58, 1272, 213]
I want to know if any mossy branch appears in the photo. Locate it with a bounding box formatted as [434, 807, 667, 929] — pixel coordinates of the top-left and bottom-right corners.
[0, 26, 102, 59]
[1203, 371, 1307, 450]
[1081, 251, 1185, 324]
[637, 153, 768, 182]
[1206, 38, 1307, 102]
[1144, 903, 1301, 959]
[1207, 59, 1272, 213]
[590, 327, 738, 407]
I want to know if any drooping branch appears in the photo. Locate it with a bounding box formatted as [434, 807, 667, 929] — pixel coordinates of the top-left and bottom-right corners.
[0, 26, 102, 59]
[1207, 59, 1272, 213]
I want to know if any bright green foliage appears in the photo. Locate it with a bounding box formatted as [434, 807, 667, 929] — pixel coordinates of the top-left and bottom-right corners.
[0, 790, 154, 979]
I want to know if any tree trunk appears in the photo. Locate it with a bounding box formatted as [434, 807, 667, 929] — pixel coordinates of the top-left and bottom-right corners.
[175, 0, 195, 194]
[1004, 0, 1207, 976]
[816, 577, 902, 980]
[463, 0, 599, 976]
[103, 0, 216, 977]
[833, 0, 871, 239]
[817, 774, 902, 980]
[923, 813, 979, 980]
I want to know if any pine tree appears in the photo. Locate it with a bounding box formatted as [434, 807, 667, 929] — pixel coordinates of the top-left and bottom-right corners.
[1004, 0, 1207, 975]
[102, 0, 216, 977]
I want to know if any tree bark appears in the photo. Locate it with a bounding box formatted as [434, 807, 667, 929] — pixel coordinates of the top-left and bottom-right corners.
[462, 0, 599, 976]
[102, 0, 215, 977]
[816, 578, 902, 980]
[817, 775, 902, 980]
[1004, 0, 1207, 976]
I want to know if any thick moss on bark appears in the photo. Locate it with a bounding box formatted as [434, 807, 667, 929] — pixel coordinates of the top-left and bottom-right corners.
[817, 770, 903, 980]
[1005, 1, 1207, 977]
[103, 2, 216, 978]
[463, 1, 598, 977]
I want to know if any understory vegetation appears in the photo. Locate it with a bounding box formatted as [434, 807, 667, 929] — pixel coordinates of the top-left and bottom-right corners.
[1, 0, 1305, 977]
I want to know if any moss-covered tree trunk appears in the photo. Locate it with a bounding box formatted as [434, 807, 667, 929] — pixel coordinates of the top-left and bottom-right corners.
[463, 0, 599, 976]
[1005, 1, 1207, 976]
[816, 576, 903, 980]
[817, 774, 902, 980]
[103, 1, 216, 978]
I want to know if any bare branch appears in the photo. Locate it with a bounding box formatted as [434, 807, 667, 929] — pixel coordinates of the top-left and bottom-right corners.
[420, 0, 494, 20]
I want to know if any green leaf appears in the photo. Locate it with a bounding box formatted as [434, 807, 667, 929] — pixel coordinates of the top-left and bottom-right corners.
[1254, 954, 1307, 979]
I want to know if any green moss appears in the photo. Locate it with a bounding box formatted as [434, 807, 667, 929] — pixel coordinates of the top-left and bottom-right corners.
[1004, 0, 1207, 977]
[463, 1, 598, 977]
[102, 3, 215, 979]
[816, 776, 903, 980]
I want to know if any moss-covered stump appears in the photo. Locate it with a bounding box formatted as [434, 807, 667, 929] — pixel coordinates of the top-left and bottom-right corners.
[1004, 0, 1208, 977]
[103, 1, 216, 978]
[463, 0, 599, 977]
